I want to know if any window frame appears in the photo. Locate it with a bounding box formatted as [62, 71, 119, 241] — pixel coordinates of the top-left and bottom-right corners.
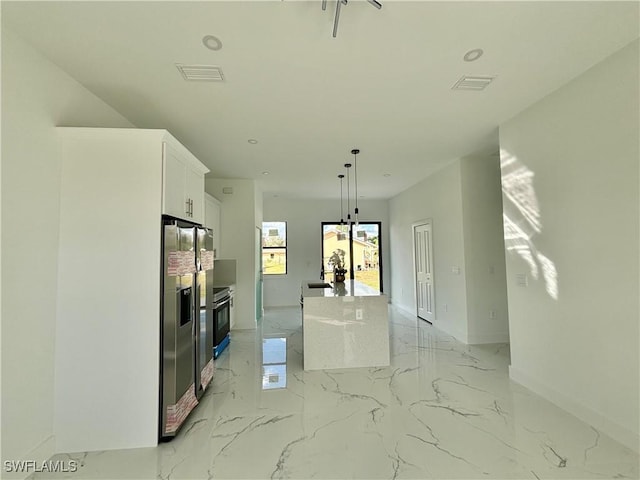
[321, 221, 383, 292]
[262, 221, 288, 276]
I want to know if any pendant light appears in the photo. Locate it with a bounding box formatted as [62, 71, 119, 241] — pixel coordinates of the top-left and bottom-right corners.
[344, 163, 352, 226]
[352, 149, 360, 227]
[338, 174, 345, 225]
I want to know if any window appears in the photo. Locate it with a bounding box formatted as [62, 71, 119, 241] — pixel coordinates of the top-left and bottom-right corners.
[321, 222, 382, 291]
[262, 221, 287, 275]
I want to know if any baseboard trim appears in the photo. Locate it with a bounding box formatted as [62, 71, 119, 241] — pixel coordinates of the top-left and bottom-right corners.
[509, 366, 639, 452]
[436, 321, 468, 344]
[391, 301, 472, 343]
[392, 302, 416, 319]
[2, 435, 56, 480]
[467, 331, 510, 344]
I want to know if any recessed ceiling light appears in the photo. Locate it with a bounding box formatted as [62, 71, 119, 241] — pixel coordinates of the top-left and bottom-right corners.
[202, 35, 223, 51]
[248, 139, 258, 144]
[383, 173, 391, 177]
[262, 171, 270, 175]
[463, 48, 484, 62]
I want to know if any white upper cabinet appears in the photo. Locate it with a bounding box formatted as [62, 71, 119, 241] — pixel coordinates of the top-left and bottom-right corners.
[185, 162, 205, 222]
[163, 143, 188, 219]
[204, 193, 221, 258]
[162, 140, 208, 224]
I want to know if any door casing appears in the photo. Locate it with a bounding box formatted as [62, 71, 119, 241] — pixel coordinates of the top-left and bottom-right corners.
[412, 219, 435, 323]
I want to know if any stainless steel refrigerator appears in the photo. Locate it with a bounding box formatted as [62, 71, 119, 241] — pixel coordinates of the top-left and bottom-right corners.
[195, 225, 215, 399]
[159, 217, 214, 440]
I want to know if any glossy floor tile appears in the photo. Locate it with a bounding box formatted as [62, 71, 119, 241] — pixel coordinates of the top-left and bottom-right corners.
[34, 306, 638, 479]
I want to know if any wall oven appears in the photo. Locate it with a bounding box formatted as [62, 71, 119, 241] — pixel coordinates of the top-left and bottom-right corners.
[212, 286, 231, 358]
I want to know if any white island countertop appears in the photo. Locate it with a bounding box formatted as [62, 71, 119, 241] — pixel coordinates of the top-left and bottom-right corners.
[301, 279, 390, 371]
[302, 279, 384, 298]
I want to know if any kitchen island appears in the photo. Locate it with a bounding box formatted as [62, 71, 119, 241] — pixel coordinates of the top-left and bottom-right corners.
[301, 280, 390, 370]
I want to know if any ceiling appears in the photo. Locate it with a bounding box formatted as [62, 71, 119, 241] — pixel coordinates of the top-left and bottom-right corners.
[3, 1, 638, 200]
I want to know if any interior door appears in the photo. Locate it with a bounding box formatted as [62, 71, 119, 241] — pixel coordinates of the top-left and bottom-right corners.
[414, 221, 435, 322]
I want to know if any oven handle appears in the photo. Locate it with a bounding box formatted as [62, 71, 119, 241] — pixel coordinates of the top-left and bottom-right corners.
[213, 296, 231, 309]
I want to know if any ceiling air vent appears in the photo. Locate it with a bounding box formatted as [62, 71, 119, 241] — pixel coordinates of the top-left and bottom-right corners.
[176, 64, 224, 82]
[452, 75, 495, 91]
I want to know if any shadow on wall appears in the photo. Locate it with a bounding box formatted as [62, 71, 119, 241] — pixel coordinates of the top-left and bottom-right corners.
[501, 149, 559, 300]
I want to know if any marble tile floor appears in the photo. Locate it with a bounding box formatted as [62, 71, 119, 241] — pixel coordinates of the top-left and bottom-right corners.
[34, 306, 638, 480]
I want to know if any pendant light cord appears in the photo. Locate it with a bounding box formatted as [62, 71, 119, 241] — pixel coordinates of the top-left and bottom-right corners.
[338, 174, 345, 224]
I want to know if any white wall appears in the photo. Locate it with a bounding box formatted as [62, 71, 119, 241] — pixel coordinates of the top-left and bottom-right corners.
[55, 129, 165, 453]
[206, 178, 261, 329]
[262, 197, 390, 307]
[499, 39, 639, 450]
[1, 28, 134, 472]
[389, 161, 469, 341]
[460, 155, 510, 343]
[389, 156, 509, 344]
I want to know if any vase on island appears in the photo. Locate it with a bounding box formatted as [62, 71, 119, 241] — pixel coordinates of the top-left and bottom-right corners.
[329, 249, 347, 284]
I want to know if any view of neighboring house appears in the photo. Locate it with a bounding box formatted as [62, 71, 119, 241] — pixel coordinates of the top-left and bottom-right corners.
[323, 228, 378, 272]
[322, 226, 380, 289]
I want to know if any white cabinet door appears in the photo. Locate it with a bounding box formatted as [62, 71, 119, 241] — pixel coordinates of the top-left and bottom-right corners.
[162, 141, 207, 223]
[162, 142, 190, 220]
[185, 164, 204, 224]
[204, 193, 221, 258]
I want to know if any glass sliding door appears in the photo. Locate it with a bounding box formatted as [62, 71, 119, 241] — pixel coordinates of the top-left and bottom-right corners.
[322, 223, 351, 280]
[351, 223, 381, 291]
[321, 222, 382, 292]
